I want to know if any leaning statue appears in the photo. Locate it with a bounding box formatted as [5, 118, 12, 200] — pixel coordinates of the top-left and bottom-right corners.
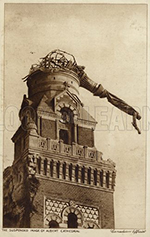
[23, 49, 141, 134]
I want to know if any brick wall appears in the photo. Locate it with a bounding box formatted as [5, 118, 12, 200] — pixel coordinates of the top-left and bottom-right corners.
[41, 119, 56, 139]
[30, 177, 114, 229]
[77, 127, 94, 147]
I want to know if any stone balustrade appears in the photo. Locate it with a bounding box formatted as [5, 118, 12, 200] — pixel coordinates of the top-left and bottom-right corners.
[28, 136, 116, 190]
[37, 137, 103, 162]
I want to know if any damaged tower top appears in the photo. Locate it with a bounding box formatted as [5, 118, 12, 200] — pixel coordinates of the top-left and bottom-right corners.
[23, 49, 141, 134]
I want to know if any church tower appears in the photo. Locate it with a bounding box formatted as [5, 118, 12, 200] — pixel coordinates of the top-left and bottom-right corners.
[3, 50, 116, 229]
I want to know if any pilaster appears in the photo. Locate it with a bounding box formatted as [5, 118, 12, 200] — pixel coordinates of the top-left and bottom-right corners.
[65, 163, 69, 181]
[53, 161, 57, 178]
[103, 170, 106, 188]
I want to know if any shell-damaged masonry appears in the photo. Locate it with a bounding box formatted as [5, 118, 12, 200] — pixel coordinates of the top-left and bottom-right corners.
[3, 50, 141, 229]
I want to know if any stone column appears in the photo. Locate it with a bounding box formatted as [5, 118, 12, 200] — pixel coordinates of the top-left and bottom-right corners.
[90, 168, 94, 185]
[78, 166, 82, 183]
[56, 119, 59, 140]
[53, 160, 57, 178]
[84, 167, 88, 184]
[40, 158, 44, 175]
[84, 146, 88, 158]
[59, 139, 63, 153]
[37, 116, 41, 135]
[65, 163, 69, 181]
[109, 171, 112, 189]
[47, 138, 51, 150]
[35, 156, 38, 174]
[72, 142, 76, 156]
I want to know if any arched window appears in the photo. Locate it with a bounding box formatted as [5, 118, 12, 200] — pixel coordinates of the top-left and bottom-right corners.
[60, 107, 74, 124]
[69, 164, 72, 181]
[75, 165, 79, 182]
[59, 107, 74, 144]
[94, 169, 97, 185]
[49, 220, 59, 228]
[106, 171, 109, 188]
[50, 160, 54, 177]
[81, 166, 85, 183]
[112, 171, 115, 189]
[100, 170, 103, 187]
[87, 167, 91, 184]
[44, 158, 47, 175]
[56, 161, 60, 178]
[63, 162, 66, 179]
[37, 157, 41, 174]
[68, 213, 78, 228]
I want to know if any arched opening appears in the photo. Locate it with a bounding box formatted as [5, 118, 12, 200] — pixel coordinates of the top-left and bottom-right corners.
[87, 167, 91, 184]
[59, 129, 69, 144]
[100, 170, 103, 187]
[94, 169, 97, 185]
[44, 158, 47, 175]
[37, 157, 41, 174]
[106, 171, 109, 188]
[59, 107, 75, 144]
[60, 107, 74, 124]
[81, 166, 85, 183]
[67, 213, 78, 228]
[49, 220, 59, 228]
[75, 165, 79, 182]
[50, 160, 54, 177]
[69, 164, 72, 181]
[63, 162, 66, 179]
[56, 161, 60, 178]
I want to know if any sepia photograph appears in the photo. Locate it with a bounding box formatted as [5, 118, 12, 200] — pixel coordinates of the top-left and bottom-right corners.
[1, 0, 149, 234]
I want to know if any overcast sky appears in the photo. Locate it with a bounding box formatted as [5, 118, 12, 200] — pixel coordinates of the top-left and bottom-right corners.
[3, 3, 147, 229]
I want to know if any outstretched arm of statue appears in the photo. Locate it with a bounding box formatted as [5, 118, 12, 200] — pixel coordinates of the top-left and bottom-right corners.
[79, 71, 141, 134]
